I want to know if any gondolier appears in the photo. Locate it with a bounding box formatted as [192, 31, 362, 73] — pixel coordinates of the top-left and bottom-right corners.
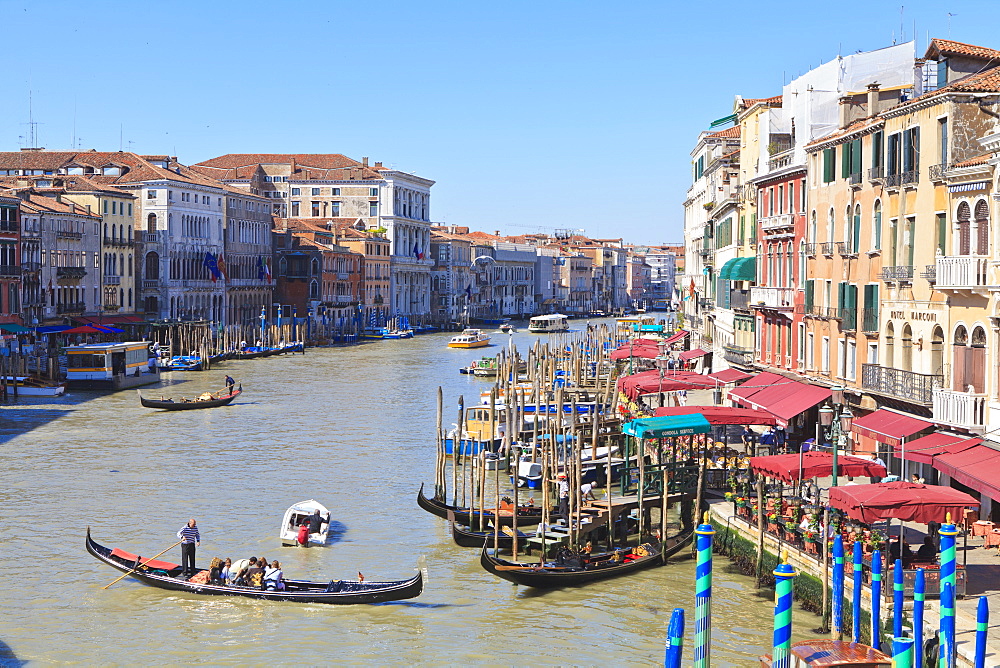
[225, 375, 235, 392]
[177, 519, 200, 578]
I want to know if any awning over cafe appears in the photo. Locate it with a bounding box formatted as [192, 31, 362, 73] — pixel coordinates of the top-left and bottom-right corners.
[622, 413, 712, 439]
[679, 348, 709, 362]
[708, 368, 752, 384]
[851, 408, 933, 447]
[748, 451, 887, 483]
[933, 444, 1000, 500]
[609, 338, 663, 361]
[617, 369, 718, 401]
[892, 432, 981, 465]
[829, 481, 979, 524]
[653, 405, 777, 426]
[730, 372, 831, 428]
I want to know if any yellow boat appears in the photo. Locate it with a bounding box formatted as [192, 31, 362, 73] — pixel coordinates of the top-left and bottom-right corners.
[448, 329, 491, 349]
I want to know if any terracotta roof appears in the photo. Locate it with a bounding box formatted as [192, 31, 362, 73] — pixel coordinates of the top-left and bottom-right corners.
[721, 149, 740, 160]
[925, 39, 1000, 62]
[466, 231, 502, 241]
[707, 126, 740, 139]
[895, 63, 1000, 110]
[17, 192, 101, 218]
[0, 151, 77, 170]
[739, 95, 782, 109]
[194, 154, 384, 181]
[952, 153, 991, 168]
[431, 230, 474, 242]
[806, 117, 881, 149]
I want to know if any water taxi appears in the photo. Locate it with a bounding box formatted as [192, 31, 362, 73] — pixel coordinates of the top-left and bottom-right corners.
[279, 499, 331, 547]
[65, 341, 160, 391]
[527, 314, 569, 333]
[448, 329, 491, 349]
[2, 376, 66, 396]
[499, 323, 517, 333]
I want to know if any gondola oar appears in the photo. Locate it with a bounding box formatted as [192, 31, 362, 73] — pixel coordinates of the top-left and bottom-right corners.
[103, 540, 182, 589]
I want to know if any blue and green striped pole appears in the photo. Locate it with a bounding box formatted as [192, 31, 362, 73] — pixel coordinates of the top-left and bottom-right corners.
[939, 581, 955, 668]
[939, 513, 959, 593]
[974, 595, 989, 668]
[832, 535, 844, 639]
[913, 568, 925, 668]
[771, 553, 797, 668]
[871, 549, 882, 650]
[694, 514, 715, 668]
[664, 607, 684, 668]
[852, 540, 863, 643]
[892, 637, 914, 668]
[893, 558, 904, 639]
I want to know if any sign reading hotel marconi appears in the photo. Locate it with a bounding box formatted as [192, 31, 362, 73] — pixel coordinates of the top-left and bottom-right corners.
[889, 310, 938, 322]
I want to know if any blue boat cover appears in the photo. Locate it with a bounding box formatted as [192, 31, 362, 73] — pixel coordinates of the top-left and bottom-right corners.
[621, 414, 712, 438]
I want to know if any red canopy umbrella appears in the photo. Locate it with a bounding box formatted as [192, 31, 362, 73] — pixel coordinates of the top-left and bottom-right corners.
[617, 369, 718, 401]
[653, 405, 776, 426]
[62, 325, 110, 334]
[828, 481, 979, 524]
[748, 451, 887, 483]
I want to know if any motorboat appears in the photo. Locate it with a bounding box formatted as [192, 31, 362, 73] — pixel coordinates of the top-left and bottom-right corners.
[499, 323, 517, 333]
[279, 499, 331, 547]
[528, 314, 569, 333]
[448, 329, 491, 349]
[2, 376, 66, 396]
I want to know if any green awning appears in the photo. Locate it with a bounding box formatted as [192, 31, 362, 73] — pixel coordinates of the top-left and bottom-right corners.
[710, 113, 738, 128]
[0, 323, 31, 334]
[622, 414, 712, 439]
[718, 258, 741, 281]
[731, 257, 757, 281]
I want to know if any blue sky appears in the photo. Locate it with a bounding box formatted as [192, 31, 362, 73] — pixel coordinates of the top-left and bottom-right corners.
[2, 0, 997, 244]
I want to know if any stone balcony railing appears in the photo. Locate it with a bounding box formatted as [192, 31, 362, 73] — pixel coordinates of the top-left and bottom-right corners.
[880, 265, 914, 282]
[933, 388, 986, 430]
[103, 275, 122, 285]
[722, 345, 755, 368]
[935, 255, 992, 291]
[750, 286, 795, 310]
[143, 232, 159, 243]
[760, 213, 794, 231]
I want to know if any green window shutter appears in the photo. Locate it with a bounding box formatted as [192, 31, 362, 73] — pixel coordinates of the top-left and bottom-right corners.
[837, 282, 845, 310]
[912, 128, 920, 173]
[902, 131, 913, 172]
[823, 148, 833, 183]
[805, 280, 814, 310]
[936, 213, 947, 254]
[852, 139, 862, 175]
[874, 209, 882, 249]
[841, 143, 851, 179]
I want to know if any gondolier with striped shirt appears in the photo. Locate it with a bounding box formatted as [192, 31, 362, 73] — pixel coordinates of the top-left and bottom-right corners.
[177, 519, 201, 578]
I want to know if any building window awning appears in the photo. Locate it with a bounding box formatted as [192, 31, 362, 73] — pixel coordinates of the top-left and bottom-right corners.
[718, 258, 741, 281]
[0, 323, 31, 334]
[710, 113, 738, 128]
[729, 371, 831, 428]
[932, 444, 1000, 499]
[948, 181, 989, 193]
[730, 257, 756, 281]
[851, 408, 934, 447]
[891, 432, 981, 465]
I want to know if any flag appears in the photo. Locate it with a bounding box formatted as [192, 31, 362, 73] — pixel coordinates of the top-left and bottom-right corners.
[264, 257, 272, 282]
[413, 242, 423, 260]
[258, 256, 266, 281]
[465, 283, 472, 298]
[216, 255, 229, 281]
[203, 252, 222, 282]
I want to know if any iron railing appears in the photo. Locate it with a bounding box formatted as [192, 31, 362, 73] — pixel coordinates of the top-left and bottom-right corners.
[840, 307, 857, 331]
[880, 266, 914, 282]
[821, 242, 835, 256]
[861, 363, 942, 405]
[723, 345, 755, 368]
[861, 308, 879, 333]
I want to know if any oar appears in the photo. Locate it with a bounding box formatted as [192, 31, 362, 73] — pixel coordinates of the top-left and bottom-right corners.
[103, 540, 182, 589]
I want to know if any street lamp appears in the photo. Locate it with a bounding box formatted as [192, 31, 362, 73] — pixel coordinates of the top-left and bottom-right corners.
[818, 386, 853, 488]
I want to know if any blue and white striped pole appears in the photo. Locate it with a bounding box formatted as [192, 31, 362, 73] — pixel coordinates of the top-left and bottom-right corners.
[771, 553, 798, 668]
[939, 581, 955, 668]
[852, 540, 863, 643]
[664, 607, 684, 668]
[694, 515, 715, 668]
[893, 558, 904, 639]
[974, 595, 989, 668]
[871, 549, 882, 651]
[913, 568, 925, 668]
[832, 535, 844, 639]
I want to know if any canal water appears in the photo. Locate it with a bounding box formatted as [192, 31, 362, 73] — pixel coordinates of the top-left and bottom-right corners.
[0, 325, 817, 665]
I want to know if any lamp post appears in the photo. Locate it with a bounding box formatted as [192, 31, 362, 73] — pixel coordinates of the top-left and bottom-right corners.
[818, 386, 853, 488]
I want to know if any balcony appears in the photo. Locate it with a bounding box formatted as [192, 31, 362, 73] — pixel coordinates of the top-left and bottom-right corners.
[750, 286, 795, 311]
[847, 172, 863, 186]
[56, 266, 87, 279]
[142, 279, 159, 289]
[698, 247, 712, 258]
[56, 230, 83, 240]
[935, 255, 992, 292]
[821, 242, 835, 256]
[839, 307, 857, 331]
[760, 213, 794, 231]
[103, 303, 120, 312]
[880, 265, 914, 283]
[103, 275, 122, 286]
[836, 242, 858, 257]
[885, 170, 918, 188]
[21, 261, 41, 273]
[933, 389, 986, 431]
[56, 301, 86, 314]
[337, 272, 350, 280]
[922, 264, 937, 283]
[103, 237, 133, 247]
[730, 289, 750, 311]
[143, 232, 159, 243]
[697, 297, 714, 310]
[928, 164, 947, 182]
[861, 363, 942, 405]
[861, 308, 879, 333]
[722, 345, 755, 368]
[0, 265, 22, 277]
[868, 166, 885, 183]
[804, 243, 817, 257]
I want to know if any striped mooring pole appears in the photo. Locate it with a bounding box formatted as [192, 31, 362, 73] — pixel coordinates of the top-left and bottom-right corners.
[913, 568, 925, 668]
[892, 637, 914, 668]
[852, 540, 863, 643]
[771, 552, 797, 668]
[893, 558, 905, 639]
[871, 549, 882, 650]
[664, 607, 684, 668]
[939, 513, 959, 593]
[694, 514, 715, 668]
[831, 535, 844, 639]
[974, 595, 989, 668]
[939, 581, 956, 668]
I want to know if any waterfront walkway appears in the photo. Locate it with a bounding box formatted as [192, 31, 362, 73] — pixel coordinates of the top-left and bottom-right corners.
[706, 495, 1000, 666]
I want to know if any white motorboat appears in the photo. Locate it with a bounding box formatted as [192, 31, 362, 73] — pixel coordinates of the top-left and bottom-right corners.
[279, 499, 331, 547]
[3, 376, 66, 396]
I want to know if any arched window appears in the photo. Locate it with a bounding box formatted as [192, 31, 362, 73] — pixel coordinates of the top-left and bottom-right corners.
[810, 210, 817, 245]
[969, 326, 987, 393]
[957, 202, 971, 255]
[145, 252, 159, 280]
[827, 207, 835, 245]
[975, 199, 989, 255]
[309, 280, 320, 300]
[885, 322, 895, 368]
[931, 326, 944, 377]
[872, 200, 882, 250]
[147, 213, 156, 233]
[901, 324, 913, 371]
[952, 325, 969, 391]
[785, 241, 794, 287]
[852, 204, 861, 253]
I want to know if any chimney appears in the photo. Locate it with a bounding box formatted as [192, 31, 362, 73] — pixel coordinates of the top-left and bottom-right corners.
[838, 96, 851, 128]
[866, 83, 881, 117]
[362, 157, 369, 167]
[494, 230, 500, 237]
[913, 59, 926, 96]
[374, 161, 383, 169]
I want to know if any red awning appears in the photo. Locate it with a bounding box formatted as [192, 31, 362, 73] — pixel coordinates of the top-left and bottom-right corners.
[679, 348, 709, 362]
[653, 405, 777, 426]
[609, 338, 663, 361]
[933, 445, 1000, 500]
[729, 371, 787, 405]
[709, 368, 753, 384]
[748, 451, 886, 483]
[617, 370, 718, 401]
[892, 432, 982, 465]
[851, 409, 933, 447]
[829, 481, 980, 524]
[662, 330, 689, 346]
[730, 372, 831, 428]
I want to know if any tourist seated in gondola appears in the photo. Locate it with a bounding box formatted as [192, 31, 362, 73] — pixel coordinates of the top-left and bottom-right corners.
[243, 560, 266, 588]
[208, 557, 226, 585]
[219, 558, 232, 584]
[231, 556, 256, 585]
[264, 560, 285, 591]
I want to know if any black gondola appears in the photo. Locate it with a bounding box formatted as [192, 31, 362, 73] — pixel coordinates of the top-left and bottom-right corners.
[86, 528, 423, 604]
[448, 511, 535, 549]
[417, 483, 545, 526]
[478, 528, 693, 588]
[138, 387, 242, 411]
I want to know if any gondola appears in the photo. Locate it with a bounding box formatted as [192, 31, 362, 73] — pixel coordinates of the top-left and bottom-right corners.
[86, 528, 423, 604]
[448, 511, 535, 549]
[417, 483, 544, 526]
[479, 528, 693, 588]
[138, 386, 242, 411]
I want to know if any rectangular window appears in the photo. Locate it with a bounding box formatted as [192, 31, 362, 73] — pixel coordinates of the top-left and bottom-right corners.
[291, 202, 300, 217]
[846, 339, 857, 381]
[147, 190, 157, 199]
[871, 131, 884, 170]
[868, 343, 878, 365]
[839, 338, 847, 378]
[331, 201, 340, 217]
[369, 201, 378, 217]
[291, 188, 300, 196]
[807, 332, 815, 370]
[103, 200, 108, 214]
[841, 142, 852, 179]
[778, 186, 784, 214]
[800, 178, 806, 210]
[937, 59, 948, 89]
[311, 201, 320, 217]
[887, 133, 900, 175]
[822, 337, 830, 373]
[939, 117, 948, 165]
[311, 188, 320, 196]
[370, 188, 379, 197]
[332, 188, 340, 196]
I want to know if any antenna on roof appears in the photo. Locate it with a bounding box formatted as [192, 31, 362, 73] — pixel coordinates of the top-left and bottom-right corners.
[21, 90, 41, 149]
[947, 12, 956, 38]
